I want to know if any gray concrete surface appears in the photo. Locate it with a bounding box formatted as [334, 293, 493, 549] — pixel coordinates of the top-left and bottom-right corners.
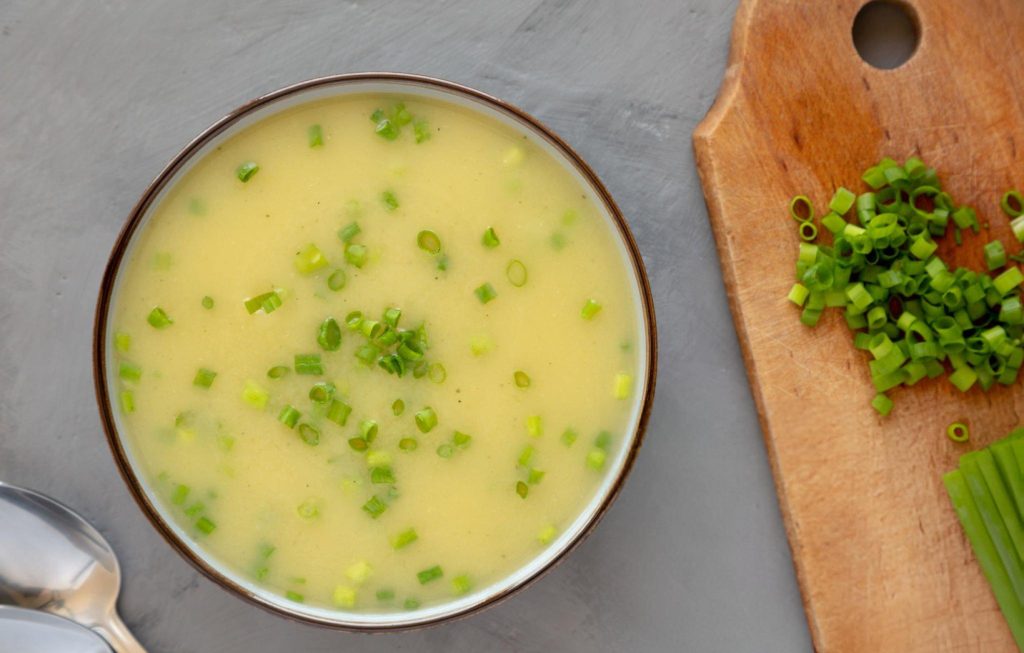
[0, 1, 814, 651]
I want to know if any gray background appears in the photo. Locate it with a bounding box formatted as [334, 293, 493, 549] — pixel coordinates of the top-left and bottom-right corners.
[0, 1, 814, 651]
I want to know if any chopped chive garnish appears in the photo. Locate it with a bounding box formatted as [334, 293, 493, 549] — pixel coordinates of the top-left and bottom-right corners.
[390, 528, 418, 551]
[278, 405, 300, 429]
[513, 370, 531, 388]
[404, 598, 420, 610]
[349, 437, 368, 452]
[436, 443, 454, 458]
[294, 354, 323, 375]
[241, 380, 269, 409]
[538, 524, 557, 544]
[285, 590, 304, 603]
[451, 574, 472, 595]
[243, 291, 282, 315]
[308, 124, 323, 148]
[326, 399, 352, 426]
[193, 368, 217, 389]
[985, 241, 1007, 271]
[370, 466, 395, 484]
[506, 260, 528, 287]
[399, 437, 418, 451]
[360, 420, 379, 442]
[528, 468, 545, 484]
[613, 373, 633, 399]
[171, 484, 190, 505]
[376, 588, 395, 602]
[317, 317, 342, 351]
[516, 481, 529, 498]
[595, 431, 613, 450]
[392, 102, 412, 126]
[296, 501, 320, 519]
[147, 306, 173, 329]
[201, 296, 214, 309]
[366, 450, 391, 467]
[355, 344, 380, 366]
[526, 415, 542, 438]
[338, 222, 361, 243]
[114, 332, 131, 353]
[415, 407, 438, 433]
[453, 431, 472, 449]
[119, 361, 142, 382]
[381, 190, 399, 212]
[345, 311, 363, 330]
[308, 381, 335, 404]
[436, 253, 449, 271]
[586, 448, 607, 470]
[298, 423, 320, 446]
[947, 421, 970, 443]
[413, 119, 431, 143]
[195, 516, 216, 535]
[294, 243, 328, 274]
[375, 118, 399, 140]
[345, 243, 368, 268]
[236, 161, 259, 182]
[474, 282, 497, 304]
[561, 428, 578, 447]
[390, 399, 405, 417]
[518, 445, 535, 467]
[332, 585, 356, 608]
[417, 565, 443, 585]
[428, 363, 446, 384]
[1002, 190, 1024, 217]
[581, 299, 602, 320]
[267, 365, 290, 379]
[362, 495, 388, 519]
[184, 501, 204, 517]
[383, 307, 402, 328]
[482, 227, 500, 248]
[417, 230, 441, 254]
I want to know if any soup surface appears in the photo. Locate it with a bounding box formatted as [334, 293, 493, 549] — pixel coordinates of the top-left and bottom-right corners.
[109, 91, 642, 613]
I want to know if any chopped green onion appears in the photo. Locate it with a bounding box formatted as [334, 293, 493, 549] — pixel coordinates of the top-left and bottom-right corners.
[119, 390, 135, 414]
[193, 368, 217, 389]
[296, 501, 319, 519]
[236, 161, 259, 182]
[515, 481, 529, 498]
[870, 393, 893, 416]
[451, 574, 472, 595]
[829, 187, 856, 215]
[360, 420, 379, 442]
[317, 317, 342, 351]
[362, 496, 388, 519]
[326, 268, 347, 292]
[428, 363, 447, 384]
[345, 243, 368, 268]
[285, 590, 304, 603]
[119, 361, 142, 382]
[1002, 190, 1024, 218]
[789, 195, 814, 222]
[586, 448, 607, 470]
[947, 421, 970, 443]
[267, 365, 290, 379]
[436, 443, 454, 458]
[413, 119, 431, 143]
[370, 466, 395, 484]
[201, 296, 214, 309]
[788, 283, 810, 306]
[474, 282, 497, 304]
[298, 423, 320, 446]
[294, 354, 323, 375]
[453, 431, 471, 448]
[243, 291, 282, 315]
[514, 370, 531, 388]
[417, 565, 443, 585]
[415, 407, 437, 433]
[383, 307, 402, 328]
[308, 124, 323, 148]
[417, 230, 441, 254]
[482, 227, 500, 248]
[613, 373, 633, 399]
[985, 241, 1008, 271]
[195, 517, 216, 534]
[278, 405, 300, 429]
[393, 102, 412, 126]
[241, 380, 269, 409]
[517, 445, 535, 467]
[581, 299, 602, 320]
[376, 588, 395, 602]
[114, 332, 131, 353]
[332, 585, 356, 608]
[399, 437, 418, 451]
[348, 437, 367, 452]
[375, 118, 399, 140]
[528, 468, 545, 484]
[537, 524, 557, 544]
[391, 528, 418, 550]
[526, 415, 542, 437]
[506, 260, 528, 287]
[308, 382, 335, 404]
[380, 190, 399, 212]
[345, 311, 363, 329]
[147, 306, 173, 329]
[294, 243, 328, 274]
[550, 232, 568, 250]
[799, 222, 818, 241]
[338, 222, 361, 243]
[392, 399, 405, 416]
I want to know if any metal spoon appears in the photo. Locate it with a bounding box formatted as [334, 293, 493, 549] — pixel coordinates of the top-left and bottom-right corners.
[0, 481, 145, 652]
[0, 605, 112, 653]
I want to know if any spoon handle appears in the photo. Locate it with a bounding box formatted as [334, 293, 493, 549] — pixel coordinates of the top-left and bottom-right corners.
[93, 611, 147, 653]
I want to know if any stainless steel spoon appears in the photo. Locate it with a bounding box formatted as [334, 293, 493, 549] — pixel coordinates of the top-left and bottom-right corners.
[0, 482, 145, 652]
[0, 605, 113, 653]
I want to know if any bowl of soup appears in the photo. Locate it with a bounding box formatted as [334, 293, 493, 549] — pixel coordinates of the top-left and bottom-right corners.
[93, 73, 657, 629]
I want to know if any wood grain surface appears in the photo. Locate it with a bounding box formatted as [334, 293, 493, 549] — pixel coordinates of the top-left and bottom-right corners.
[694, 0, 1024, 651]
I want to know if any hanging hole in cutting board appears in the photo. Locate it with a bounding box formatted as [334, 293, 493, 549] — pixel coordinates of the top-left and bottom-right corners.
[852, 0, 920, 70]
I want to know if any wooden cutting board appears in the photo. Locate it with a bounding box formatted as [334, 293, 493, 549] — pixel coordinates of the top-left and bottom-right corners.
[693, 0, 1024, 651]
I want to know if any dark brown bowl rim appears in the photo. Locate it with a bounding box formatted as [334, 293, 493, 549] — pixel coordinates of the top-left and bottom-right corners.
[92, 72, 659, 631]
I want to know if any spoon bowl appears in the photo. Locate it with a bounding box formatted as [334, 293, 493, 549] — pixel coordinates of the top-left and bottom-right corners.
[0, 482, 144, 652]
[0, 605, 113, 653]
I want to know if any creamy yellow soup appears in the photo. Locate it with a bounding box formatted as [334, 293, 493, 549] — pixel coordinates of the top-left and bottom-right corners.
[109, 92, 641, 613]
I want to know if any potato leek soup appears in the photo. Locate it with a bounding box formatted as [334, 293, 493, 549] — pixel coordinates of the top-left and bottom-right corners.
[108, 92, 642, 614]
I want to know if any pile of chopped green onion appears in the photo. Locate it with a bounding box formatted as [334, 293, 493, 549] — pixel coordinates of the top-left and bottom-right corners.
[370, 102, 431, 144]
[788, 157, 1024, 415]
[945, 427, 1024, 647]
[344, 306, 443, 380]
